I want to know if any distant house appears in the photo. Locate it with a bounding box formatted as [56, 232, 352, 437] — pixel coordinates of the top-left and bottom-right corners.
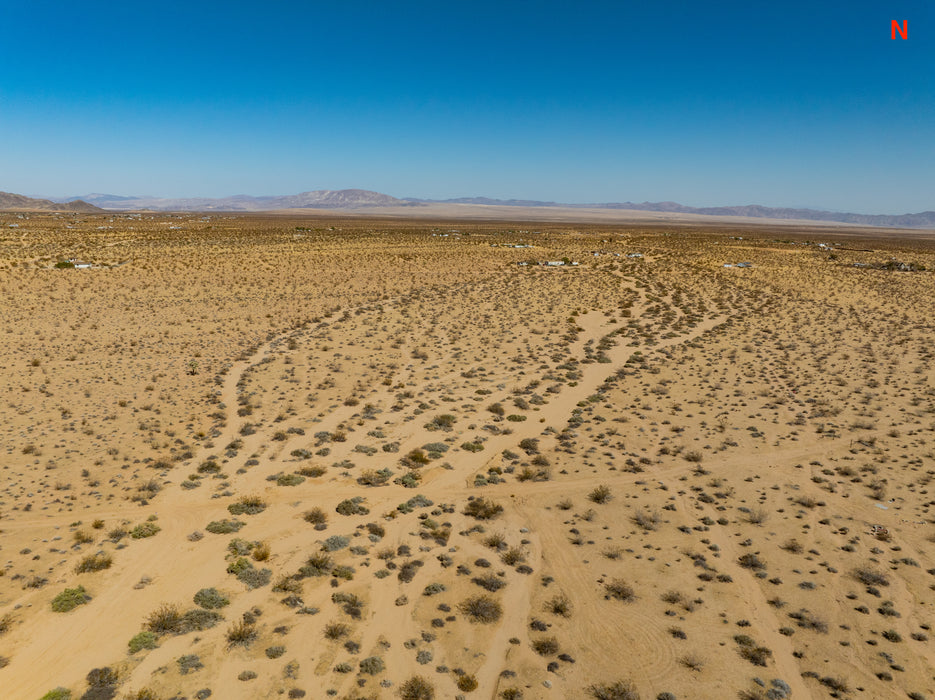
[736, 262, 753, 268]
[723, 263, 734, 268]
[626, 253, 643, 258]
[546, 261, 565, 266]
[75, 263, 92, 269]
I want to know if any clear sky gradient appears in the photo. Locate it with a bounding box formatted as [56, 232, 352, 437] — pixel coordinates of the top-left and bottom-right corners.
[1, 1, 931, 213]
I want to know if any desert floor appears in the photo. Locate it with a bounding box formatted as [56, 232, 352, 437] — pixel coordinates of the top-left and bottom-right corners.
[0, 213, 933, 700]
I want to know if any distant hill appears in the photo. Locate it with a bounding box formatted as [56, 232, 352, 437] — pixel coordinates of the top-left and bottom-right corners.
[58, 189, 420, 212]
[0, 192, 102, 213]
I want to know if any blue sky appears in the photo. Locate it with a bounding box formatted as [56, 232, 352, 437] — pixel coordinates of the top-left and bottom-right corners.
[0, 1, 931, 213]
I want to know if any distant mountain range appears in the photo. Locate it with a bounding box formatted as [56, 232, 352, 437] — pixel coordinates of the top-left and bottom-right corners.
[0, 192, 102, 213]
[418, 197, 935, 228]
[45, 189, 417, 212]
[3, 188, 932, 228]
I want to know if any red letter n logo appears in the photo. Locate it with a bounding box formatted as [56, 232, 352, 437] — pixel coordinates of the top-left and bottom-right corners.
[892, 20, 908, 40]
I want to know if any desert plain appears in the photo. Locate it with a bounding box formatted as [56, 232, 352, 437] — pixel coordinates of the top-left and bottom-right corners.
[0, 212, 934, 700]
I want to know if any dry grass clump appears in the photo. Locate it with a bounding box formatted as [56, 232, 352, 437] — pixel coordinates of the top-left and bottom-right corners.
[399, 675, 434, 699]
[226, 619, 258, 647]
[604, 579, 636, 602]
[588, 484, 613, 504]
[458, 595, 503, 623]
[587, 680, 640, 699]
[303, 507, 328, 526]
[75, 552, 113, 574]
[632, 509, 661, 531]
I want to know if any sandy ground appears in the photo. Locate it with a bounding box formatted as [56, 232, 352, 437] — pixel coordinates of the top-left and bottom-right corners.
[0, 212, 933, 700]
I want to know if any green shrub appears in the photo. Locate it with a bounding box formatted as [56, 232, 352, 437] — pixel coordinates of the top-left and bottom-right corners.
[206, 519, 245, 534]
[51, 586, 91, 612]
[130, 522, 161, 539]
[40, 689, 72, 700]
[461, 441, 484, 452]
[128, 631, 159, 654]
[194, 587, 229, 610]
[276, 473, 305, 486]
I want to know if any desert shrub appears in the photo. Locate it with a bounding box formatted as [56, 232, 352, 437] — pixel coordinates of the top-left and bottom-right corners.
[303, 507, 328, 526]
[426, 414, 456, 430]
[332, 565, 355, 580]
[332, 591, 364, 619]
[734, 635, 772, 666]
[228, 496, 266, 515]
[587, 681, 640, 700]
[277, 473, 305, 486]
[75, 552, 113, 574]
[359, 656, 385, 675]
[182, 609, 223, 631]
[336, 497, 369, 515]
[604, 579, 636, 602]
[472, 575, 506, 592]
[300, 552, 334, 577]
[324, 621, 350, 639]
[178, 654, 204, 674]
[459, 595, 503, 623]
[461, 441, 484, 452]
[853, 566, 889, 587]
[788, 608, 828, 633]
[39, 689, 72, 700]
[197, 460, 220, 474]
[322, 535, 350, 551]
[738, 553, 766, 570]
[501, 547, 525, 566]
[744, 508, 769, 525]
[252, 542, 271, 561]
[226, 619, 257, 647]
[51, 586, 91, 612]
[464, 498, 503, 520]
[206, 519, 245, 534]
[130, 522, 161, 539]
[632, 509, 660, 531]
[146, 603, 184, 635]
[532, 636, 560, 656]
[127, 631, 159, 654]
[232, 562, 272, 589]
[265, 645, 286, 659]
[399, 676, 434, 700]
[546, 594, 572, 617]
[85, 667, 119, 691]
[456, 674, 479, 691]
[588, 485, 612, 504]
[296, 464, 327, 477]
[423, 582, 446, 596]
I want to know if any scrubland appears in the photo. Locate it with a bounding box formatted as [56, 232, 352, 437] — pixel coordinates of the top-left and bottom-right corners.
[0, 212, 934, 699]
